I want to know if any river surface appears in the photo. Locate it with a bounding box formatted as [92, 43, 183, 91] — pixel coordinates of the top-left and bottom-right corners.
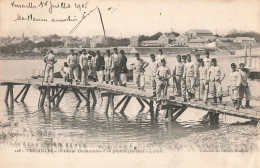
[0, 56, 258, 151]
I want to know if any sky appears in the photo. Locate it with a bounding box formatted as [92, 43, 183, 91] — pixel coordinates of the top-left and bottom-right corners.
[0, 0, 260, 38]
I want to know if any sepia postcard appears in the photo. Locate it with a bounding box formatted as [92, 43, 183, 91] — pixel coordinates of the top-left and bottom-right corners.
[0, 0, 260, 167]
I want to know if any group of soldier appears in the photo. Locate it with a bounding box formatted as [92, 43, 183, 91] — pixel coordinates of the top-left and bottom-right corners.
[43, 48, 251, 110]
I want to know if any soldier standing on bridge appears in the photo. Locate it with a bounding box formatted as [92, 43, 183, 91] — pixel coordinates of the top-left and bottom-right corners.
[228, 63, 241, 110]
[204, 51, 211, 69]
[79, 49, 89, 85]
[156, 59, 171, 101]
[67, 49, 80, 84]
[149, 54, 158, 97]
[119, 50, 128, 87]
[207, 58, 225, 105]
[130, 53, 149, 91]
[183, 54, 197, 101]
[238, 63, 252, 108]
[111, 48, 121, 85]
[90, 51, 97, 82]
[104, 49, 113, 84]
[198, 59, 209, 104]
[43, 50, 57, 83]
[172, 55, 184, 97]
[181, 55, 187, 100]
[96, 50, 105, 83]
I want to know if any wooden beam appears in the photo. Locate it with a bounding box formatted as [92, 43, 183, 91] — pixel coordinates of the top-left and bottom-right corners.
[120, 96, 131, 113]
[51, 88, 56, 106]
[4, 85, 10, 103]
[172, 105, 188, 121]
[136, 98, 145, 108]
[50, 88, 64, 102]
[115, 95, 128, 110]
[75, 89, 89, 103]
[141, 98, 150, 106]
[21, 85, 30, 102]
[14, 85, 27, 101]
[72, 88, 82, 103]
[9, 84, 14, 107]
[165, 106, 181, 119]
[55, 87, 60, 100]
[56, 88, 67, 107]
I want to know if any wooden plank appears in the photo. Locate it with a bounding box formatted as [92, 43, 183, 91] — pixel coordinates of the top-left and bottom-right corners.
[120, 96, 131, 113]
[141, 98, 150, 106]
[4, 85, 10, 103]
[115, 95, 128, 110]
[21, 85, 30, 102]
[14, 85, 27, 101]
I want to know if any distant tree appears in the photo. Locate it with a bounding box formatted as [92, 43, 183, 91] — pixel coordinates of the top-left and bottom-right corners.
[95, 43, 103, 48]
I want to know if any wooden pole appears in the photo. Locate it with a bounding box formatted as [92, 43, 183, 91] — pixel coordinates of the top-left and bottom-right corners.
[120, 96, 131, 113]
[168, 105, 172, 121]
[40, 89, 47, 107]
[21, 85, 30, 102]
[46, 86, 51, 109]
[50, 88, 64, 102]
[51, 88, 56, 106]
[172, 105, 188, 121]
[72, 88, 82, 103]
[56, 87, 60, 100]
[115, 95, 128, 110]
[56, 88, 67, 107]
[9, 84, 14, 107]
[91, 90, 97, 102]
[14, 85, 27, 101]
[149, 100, 154, 112]
[4, 85, 10, 104]
[105, 94, 111, 113]
[75, 89, 89, 105]
[109, 93, 115, 116]
[136, 98, 145, 108]
[87, 90, 91, 100]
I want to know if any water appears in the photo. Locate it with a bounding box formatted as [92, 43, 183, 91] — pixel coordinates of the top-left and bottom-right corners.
[0, 56, 256, 151]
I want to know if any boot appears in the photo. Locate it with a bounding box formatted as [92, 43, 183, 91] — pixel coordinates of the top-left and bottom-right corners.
[106, 81, 109, 84]
[192, 93, 197, 101]
[219, 96, 222, 104]
[245, 100, 252, 108]
[141, 86, 145, 91]
[239, 100, 244, 109]
[187, 92, 191, 101]
[211, 96, 217, 105]
[153, 92, 156, 97]
[122, 84, 126, 87]
[236, 100, 239, 110]
[111, 81, 114, 85]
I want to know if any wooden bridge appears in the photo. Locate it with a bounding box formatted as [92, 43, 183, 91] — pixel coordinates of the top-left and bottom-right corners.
[1, 78, 260, 125]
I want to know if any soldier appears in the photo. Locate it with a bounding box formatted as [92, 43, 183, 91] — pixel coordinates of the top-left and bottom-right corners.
[238, 63, 252, 108]
[43, 50, 57, 83]
[156, 59, 171, 101]
[79, 49, 89, 85]
[227, 63, 241, 110]
[156, 48, 166, 66]
[181, 55, 187, 100]
[119, 50, 128, 87]
[183, 54, 197, 101]
[198, 59, 208, 104]
[204, 50, 211, 69]
[60, 62, 69, 82]
[104, 49, 113, 84]
[90, 51, 97, 82]
[67, 49, 80, 84]
[172, 55, 184, 97]
[111, 48, 121, 85]
[149, 54, 158, 97]
[96, 50, 105, 83]
[130, 53, 149, 91]
[207, 58, 225, 104]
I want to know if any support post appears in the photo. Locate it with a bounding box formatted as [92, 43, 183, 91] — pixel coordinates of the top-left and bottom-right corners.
[75, 89, 89, 105]
[9, 84, 14, 107]
[72, 88, 82, 103]
[46, 86, 51, 109]
[56, 88, 67, 107]
[50, 88, 64, 102]
[120, 96, 131, 113]
[4, 85, 10, 104]
[14, 85, 27, 101]
[115, 95, 128, 110]
[109, 94, 115, 116]
[105, 94, 111, 113]
[91, 90, 97, 102]
[172, 105, 188, 121]
[40, 89, 47, 107]
[136, 98, 145, 108]
[51, 88, 56, 106]
[21, 85, 30, 102]
[149, 100, 154, 111]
